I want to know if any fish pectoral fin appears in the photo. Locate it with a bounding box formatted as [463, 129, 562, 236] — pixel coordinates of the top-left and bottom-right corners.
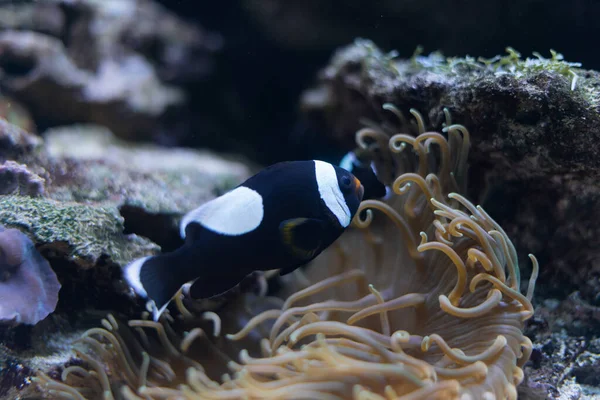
[183, 222, 204, 244]
[279, 217, 324, 264]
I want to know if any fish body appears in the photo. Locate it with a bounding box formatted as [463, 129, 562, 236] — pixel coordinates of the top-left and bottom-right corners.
[339, 151, 388, 200]
[124, 160, 364, 320]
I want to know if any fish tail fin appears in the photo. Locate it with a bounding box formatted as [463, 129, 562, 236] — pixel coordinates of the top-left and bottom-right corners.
[123, 254, 186, 321]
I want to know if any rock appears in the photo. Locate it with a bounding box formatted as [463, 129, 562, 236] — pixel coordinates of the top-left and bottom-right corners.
[0, 117, 42, 162]
[0, 30, 183, 141]
[42, 124, 251, 214]
[0, 195, 156, 268]
[0, 95, 36, 133]
[0, 1, 65, 37]
[0, 161, 44, 197]
[0, 0, 222, 142]
[520, 332, 600, 399]
[299, 39, 600, 310]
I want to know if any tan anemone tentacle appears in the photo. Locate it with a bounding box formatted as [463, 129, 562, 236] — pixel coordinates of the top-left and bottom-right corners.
[425, 173, 445, 204]
[417, 233, 468, 305]
[389, 134, 428, 178]
[442, 124, 471, 192]
[267, 295, 380, 351]
[283, 269, 367, 310]
[271, 312, 320, 352]
[33, 372, 88, 400]
[128, 320, 180, 357]
[439, 289, 503, 318]
[226, 310, 283, 341]
[466, 248, 495, 273]
[383, 103, 409, 128]
[447, 216, 506, 284]
[392, 173, 437, 216]
[422, 334, 508, 365]
[469, 274, 534, 320]
[356, 127, 396, 181]
[409, 108, 426, 134]
[415, 132, 452, 181]
[526, 254, 539, 301]
[355, 200, 422, 265]
[347, 292, 427, 326]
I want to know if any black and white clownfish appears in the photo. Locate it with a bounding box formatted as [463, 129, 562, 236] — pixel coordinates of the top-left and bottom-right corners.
[123, 160, 365, 320]
[339, 150, 388, 200]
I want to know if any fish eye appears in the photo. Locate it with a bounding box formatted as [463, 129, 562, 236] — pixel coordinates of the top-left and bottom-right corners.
[341, 175, 352, 189]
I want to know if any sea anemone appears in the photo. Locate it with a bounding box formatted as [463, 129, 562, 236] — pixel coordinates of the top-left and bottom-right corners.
[34, 105, 538, 400]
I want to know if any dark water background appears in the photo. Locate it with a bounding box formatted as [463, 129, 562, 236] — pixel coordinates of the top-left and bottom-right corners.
[152, 1, 600, 165]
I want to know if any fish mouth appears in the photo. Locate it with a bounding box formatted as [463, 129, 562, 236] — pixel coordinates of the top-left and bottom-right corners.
[354, 176, 365, 201]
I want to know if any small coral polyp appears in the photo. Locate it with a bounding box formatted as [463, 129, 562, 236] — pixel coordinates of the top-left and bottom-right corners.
[36, 105, 537, 400]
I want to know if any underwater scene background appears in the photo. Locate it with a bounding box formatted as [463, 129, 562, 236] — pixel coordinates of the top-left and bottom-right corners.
[0, 1, 599, 399]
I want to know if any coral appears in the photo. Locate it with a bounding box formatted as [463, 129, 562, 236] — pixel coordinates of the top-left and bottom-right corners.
[0, 161, 44, 197]
[34, 106, 537, 399]
[0, 30, 183, 141]
[0, 0, 222, 143]
[0, 117, 42, 163]
[42, 125, 251, 213]
[0, 225, 60, 325]
[0, 196, 156, 269]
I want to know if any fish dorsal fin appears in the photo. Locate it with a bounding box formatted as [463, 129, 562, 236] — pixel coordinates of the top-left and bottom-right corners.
[179, 186, 264, 239]
[279, 218, 325, 268]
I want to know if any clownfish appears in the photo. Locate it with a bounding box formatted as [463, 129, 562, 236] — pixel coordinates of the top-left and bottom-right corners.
[123, 160, 364, 320]
[339, 150, 388, 200]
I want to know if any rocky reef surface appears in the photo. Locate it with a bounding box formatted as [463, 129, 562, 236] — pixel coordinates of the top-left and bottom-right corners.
[0, 119, 251, 400]
[0, 1, 598, 398]
[0, 0, 222, 143]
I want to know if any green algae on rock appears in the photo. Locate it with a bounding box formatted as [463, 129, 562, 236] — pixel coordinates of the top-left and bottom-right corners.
[0, 196, 157, 268]
[302, 39, 600, 172]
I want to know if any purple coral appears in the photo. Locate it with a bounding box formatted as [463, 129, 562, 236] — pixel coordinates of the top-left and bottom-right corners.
[0, 161, 45, 197]
[0, 225, 60, 325]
